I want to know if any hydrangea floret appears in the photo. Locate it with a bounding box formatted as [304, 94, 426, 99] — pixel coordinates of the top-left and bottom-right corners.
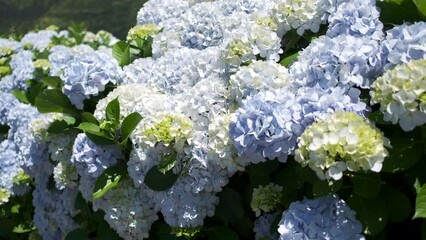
[251, 183, 283, 217]
[370, 59, 426, 131]
[295, 111, 389, 180]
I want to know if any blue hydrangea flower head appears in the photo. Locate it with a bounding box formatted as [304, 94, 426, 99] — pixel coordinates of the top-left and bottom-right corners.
[290, 35, 384, 90]
[278, 195, 365, 240]
[327, 0, 383, 40]
[61, 50, 123, 109]
[381, 22, 426, 70]
[229, 89, 301, 164]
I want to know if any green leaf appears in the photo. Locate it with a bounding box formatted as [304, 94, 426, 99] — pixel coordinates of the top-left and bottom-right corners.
[76, 122, 101, 134]
[367, 111, 391, 125]
[158, 151, 178, 174]
[85, 132, 117, 145]
[214, 187, 244, 224]
[382, 138, 422, 173]
[348, 195, 388, 236]
[413, 0, 426, 17]
[150, 221, 183, 240]
[274, 161, 304, 192]
[414, 183, 426, 219]
[380, 185, 412, 222]
[120, 112, 143, 142]
[280, 53, 299, 67]
[65, 228, 88, 240]
[11, 90, 30, 104]
[81, 112, 99, 125]
[97, 220, 120, 240]
[27, 81, 46, 105]
[144, 165, 179, 191]
[34, 89, 78, 115]
[351, 172, 382, 198]
[112, 41, 131, 67]
[377, 0, 424, 24]
[47, 116, 76, 133]
[41, 76, 62, 88]
[12, 224, 35, 233]
[206, 226, 239, 240]
[105, 97, 120, 129]
[312, 179, 342, 197]
[93, 163, 127, 200]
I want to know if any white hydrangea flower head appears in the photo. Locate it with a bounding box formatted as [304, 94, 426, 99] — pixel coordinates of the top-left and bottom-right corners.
[47, 132, 77, 163]
[251, 183, 283, 217]
[53, 160, 79, 190]
[295, 111, 389, 180]
[94, 84, 174, 121]
[177, 76, 230, 130]
[230, 60, 291, 104]
[370, 59, 426, 131]
[122, 47, 226, 94]
[136, 0, 190, 26]
[221, 17, 283, 70]
[271, 0, 336, 36]
[208, 112, 242, 173]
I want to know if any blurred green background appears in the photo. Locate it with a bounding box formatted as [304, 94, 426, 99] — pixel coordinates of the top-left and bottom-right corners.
[0, 0, 146, 39]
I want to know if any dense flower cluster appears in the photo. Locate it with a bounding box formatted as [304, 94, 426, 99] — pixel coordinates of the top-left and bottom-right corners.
[295, 111, 389, 180]
[278, 195, 365, 240]
[61, 50, 122, 109]
[371, 59, 426, 131]
[2, 0, 426, 239]
[251, 183, 283, 216]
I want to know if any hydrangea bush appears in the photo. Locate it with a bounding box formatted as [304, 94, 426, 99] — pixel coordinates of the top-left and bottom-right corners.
[1, 0, 426, 239]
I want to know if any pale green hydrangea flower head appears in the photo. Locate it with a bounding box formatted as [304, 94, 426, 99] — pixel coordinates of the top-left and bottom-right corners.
[33, 59, 51, 72]
[295, 111, 389, 180]
[127, 23, 161, 41]
[0, 47, 14, 57]
[0, 189, 10, 206]
[142, 114, 193, 150]
[251, 183, 283, 217]
[370, 59, 426, 131]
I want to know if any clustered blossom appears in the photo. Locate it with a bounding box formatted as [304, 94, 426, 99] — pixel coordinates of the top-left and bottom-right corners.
[295, 111, 389, 180]
[271, 0, 342, 36]
[95, 179, 159, 240]
[253, 212, 280, 240]
[251, 183, 283, 216]
[127, 23, 161, 41]
[229, 60, 291, 104]
[229, 89, 301, 164]
[381, 22, 426, 69]
[70, 133, 123, 201]
[327, 0, 383, 40]
[371, 59, 426, 131]
[4, 0, 426, 238]
[61, 50, 122, 109]
[278, 195, 365, 240]
[229, 85, 366, 165]
[289, 34, 383, 90]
